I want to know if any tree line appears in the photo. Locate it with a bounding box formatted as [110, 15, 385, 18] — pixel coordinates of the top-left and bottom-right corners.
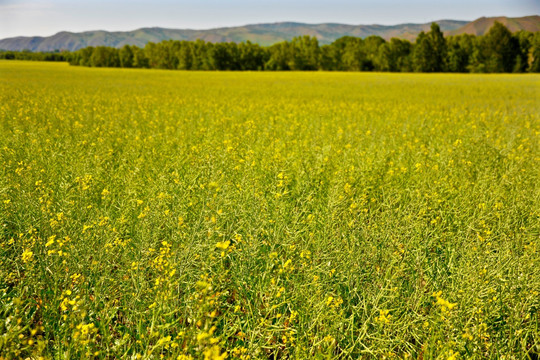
[2, 22, 540, 72]
[0, 49, 68, 62]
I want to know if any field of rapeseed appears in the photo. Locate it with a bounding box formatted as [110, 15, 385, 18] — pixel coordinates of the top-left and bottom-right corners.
[0, 61, 539, 359]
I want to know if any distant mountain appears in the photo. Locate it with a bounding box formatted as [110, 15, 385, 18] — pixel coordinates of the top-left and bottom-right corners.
[447, 15, 540, 36]
[0, 20, 467, 52]
[0, 16, 537, 52]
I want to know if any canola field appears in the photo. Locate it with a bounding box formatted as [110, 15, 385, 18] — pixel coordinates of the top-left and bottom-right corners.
[0, 61, 539, 359]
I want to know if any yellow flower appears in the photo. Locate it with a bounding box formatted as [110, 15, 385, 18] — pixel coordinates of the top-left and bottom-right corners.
[203, 345, 227, 360]
[22, 249, 33, 263]
[178, 355, 194, 360]
[326, 296, 334, 306]
[375, 309, 391, 324]
[215, 241, 230, 250]
[433, 291, 457, 311]
[156, 336, 171, 346]
[45, 235, 56, 247]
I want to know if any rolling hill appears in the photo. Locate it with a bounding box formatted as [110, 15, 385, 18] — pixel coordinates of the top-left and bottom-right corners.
[0, 20, 466, 52]
[447, 15, 540, 36]
[0, 15, 538, 52]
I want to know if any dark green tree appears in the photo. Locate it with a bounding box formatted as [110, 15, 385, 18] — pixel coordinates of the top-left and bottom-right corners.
[90, 46, 119, 67]
[238, 41, 266, 70]
[265, 42, 292, 70]
[325, 36, 357, 71]
[513, 31, 532, 73]
[413, 23, 447, 72]
[176, 42, 193, 70]
[363, 35, 386, 71]
[319, 44, 340, 70]
[132, 46, 149, 68]
[288, 36, 320, 70]
[413, 32, 431, 72]
[119, 45, 134, 68]
[529, 32, 540, 72]
[191, 40, 213, 70]
[480, 22, 519, 72]
[446, 34, 474, 72]
[340, 37, 368, 71]
[77, 47, 95, 67]
[208, 42, 239, 70]
[379, 38, 412, 72]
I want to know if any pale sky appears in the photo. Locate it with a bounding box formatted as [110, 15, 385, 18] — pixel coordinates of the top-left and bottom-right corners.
[1, 0, 538, 39]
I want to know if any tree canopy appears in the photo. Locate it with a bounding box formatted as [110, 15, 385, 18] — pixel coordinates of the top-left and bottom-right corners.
[2, 22, 539, 73]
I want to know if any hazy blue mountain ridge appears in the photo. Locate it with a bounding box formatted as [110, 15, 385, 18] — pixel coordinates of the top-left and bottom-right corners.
[0, 16, 537, 52]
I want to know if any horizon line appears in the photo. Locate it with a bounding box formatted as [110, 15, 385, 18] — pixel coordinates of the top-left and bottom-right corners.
[3, 14, 539, 40]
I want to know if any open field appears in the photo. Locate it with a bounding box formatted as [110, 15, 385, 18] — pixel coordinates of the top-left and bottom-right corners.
[0, 61, 539, 359]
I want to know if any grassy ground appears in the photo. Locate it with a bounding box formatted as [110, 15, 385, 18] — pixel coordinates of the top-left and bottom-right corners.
[0, 61, 539, 359]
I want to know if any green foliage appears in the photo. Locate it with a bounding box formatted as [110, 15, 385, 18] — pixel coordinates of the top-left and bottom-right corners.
[265, 41, 291, 70]
[413, 23, 447, 72]
[379, 38, 413, 72]
[446, 34, 475, 73]
[0, 50, 68, 62]
[471, 22, 520, 73]
[340, 37, 369, 71]
[4, 22, 540, 73]
[288, 36, 320, 70]
[119, 45, 134, 68]
[90, 46, 120, 68]
[527, 32, 540, 73]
